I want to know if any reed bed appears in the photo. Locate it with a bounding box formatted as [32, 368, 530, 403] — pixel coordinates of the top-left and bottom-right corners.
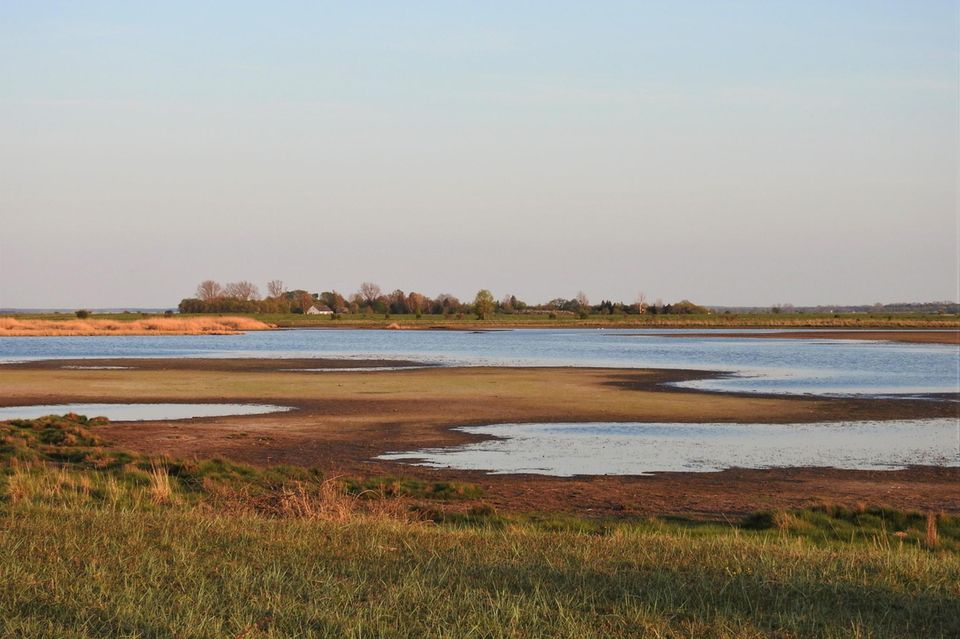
[0, 316, 272, 336]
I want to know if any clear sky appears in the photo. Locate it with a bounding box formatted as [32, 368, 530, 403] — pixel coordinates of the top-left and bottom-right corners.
[1, 1, 957, 308]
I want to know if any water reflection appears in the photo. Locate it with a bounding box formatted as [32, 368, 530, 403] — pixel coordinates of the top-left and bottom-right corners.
[379, 419, 960, 476]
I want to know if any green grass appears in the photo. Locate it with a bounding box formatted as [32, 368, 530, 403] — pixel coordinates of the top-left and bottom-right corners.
[2, 501, 959, 638]
[2, 415, 959, 638]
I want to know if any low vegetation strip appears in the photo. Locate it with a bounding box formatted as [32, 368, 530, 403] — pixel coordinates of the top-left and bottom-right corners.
[1, 414, 959, 637]
[0, 316, 273, 336]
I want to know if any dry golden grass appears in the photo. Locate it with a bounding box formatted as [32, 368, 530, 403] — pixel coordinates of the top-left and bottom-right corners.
[927, 512, 940, 548]
[0, 316, 272, 336]
[148, 458, 174, 505]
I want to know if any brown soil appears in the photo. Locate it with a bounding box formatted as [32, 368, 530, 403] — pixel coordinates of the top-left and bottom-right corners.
[1, 359, 957, 518]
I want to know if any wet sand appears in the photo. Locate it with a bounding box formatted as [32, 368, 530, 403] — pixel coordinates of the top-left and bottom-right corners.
[622, 330, 960, 345]
[1, 358, 957, 518]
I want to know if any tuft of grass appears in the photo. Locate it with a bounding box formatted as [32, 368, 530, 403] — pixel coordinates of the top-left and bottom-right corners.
[927, 511, 940, 548]
[148, 458, 174, 504]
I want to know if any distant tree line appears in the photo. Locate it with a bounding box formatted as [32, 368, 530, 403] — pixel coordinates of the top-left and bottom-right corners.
[714, 301, 960, 315]
[178, 280, 709, 318]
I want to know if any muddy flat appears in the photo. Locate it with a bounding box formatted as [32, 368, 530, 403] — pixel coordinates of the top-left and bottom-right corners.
[622, 330, 960, 345]
[1, 358, 957, 517]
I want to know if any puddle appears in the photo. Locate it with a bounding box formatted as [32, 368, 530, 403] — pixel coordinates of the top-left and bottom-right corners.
[378, 419, 960, 476]
[0, 403, 292, 422]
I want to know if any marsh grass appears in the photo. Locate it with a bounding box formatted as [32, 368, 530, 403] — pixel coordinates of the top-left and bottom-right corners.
[2, 415, 959, 637]
[0, 316, 272, 336]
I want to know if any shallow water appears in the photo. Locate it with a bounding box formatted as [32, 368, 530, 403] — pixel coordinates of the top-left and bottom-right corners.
[378, 419, 960, 476]
[0, 328, 957, 397]
[0, 403, 291, 422]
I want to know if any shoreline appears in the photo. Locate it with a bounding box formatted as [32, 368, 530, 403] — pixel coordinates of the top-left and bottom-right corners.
[3, 322, 957, 344]
[1, 358, 957, 517]
[619, 330, 960, 345]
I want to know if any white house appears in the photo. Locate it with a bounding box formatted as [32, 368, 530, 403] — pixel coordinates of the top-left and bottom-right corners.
[305, 304, 333, 315]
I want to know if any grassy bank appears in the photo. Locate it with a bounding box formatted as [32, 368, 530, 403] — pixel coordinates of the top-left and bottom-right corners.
[0, 316, 272, 336]
[2, 415, 959, 637]
[4, 311, 959, 330]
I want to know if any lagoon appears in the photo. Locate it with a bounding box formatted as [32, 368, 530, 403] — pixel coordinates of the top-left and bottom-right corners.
[0, 328, 957, 397]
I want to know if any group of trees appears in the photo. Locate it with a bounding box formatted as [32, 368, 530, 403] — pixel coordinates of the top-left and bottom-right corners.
[178, 280, 708, 318]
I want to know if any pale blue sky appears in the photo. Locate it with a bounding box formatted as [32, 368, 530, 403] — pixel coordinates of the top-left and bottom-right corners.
[1, 1, 957, 307]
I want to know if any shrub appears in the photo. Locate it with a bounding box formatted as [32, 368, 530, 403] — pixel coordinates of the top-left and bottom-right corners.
[75, 309, 90, 319]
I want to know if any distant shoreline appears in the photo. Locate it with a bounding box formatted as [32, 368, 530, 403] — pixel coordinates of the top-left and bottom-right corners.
[2, 312, 958, 338]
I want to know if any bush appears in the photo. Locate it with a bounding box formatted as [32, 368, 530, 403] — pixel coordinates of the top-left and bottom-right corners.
[75, 310, 90, 319]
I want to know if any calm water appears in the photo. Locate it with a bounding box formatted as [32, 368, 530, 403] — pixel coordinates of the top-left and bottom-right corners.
[0, 328, 957, 397]
[0, 403, 291, 421]
[379, 419, 960, 476]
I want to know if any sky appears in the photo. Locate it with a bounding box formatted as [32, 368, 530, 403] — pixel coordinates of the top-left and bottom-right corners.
[1, 1, 957, 308]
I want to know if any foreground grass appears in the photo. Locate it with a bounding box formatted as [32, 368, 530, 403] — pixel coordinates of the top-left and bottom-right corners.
[2, 503, 959, 638]
[2, 416, 959, 638]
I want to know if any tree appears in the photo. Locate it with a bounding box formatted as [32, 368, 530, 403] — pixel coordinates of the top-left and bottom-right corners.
[359, 282, 381, 308]
[635, 292, 648, 314]
[196, 280, 223, 302]
[388, 289, 408, 314]
[407, 292, 426, 316]
[320, 291, 347, 313]
[267, 280, 285, 298]
[178, 298, 205, 313]
[435, 293, 460, 315]
[474, 289, 495, 319]
[574, 291, 590, 319]
[224, 281, 260, 301]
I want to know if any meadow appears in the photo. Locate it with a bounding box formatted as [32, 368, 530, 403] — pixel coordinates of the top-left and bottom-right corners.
[2, 415, 958, 638]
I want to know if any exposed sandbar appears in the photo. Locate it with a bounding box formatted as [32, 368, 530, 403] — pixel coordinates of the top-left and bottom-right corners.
[0, 360, 956, 517]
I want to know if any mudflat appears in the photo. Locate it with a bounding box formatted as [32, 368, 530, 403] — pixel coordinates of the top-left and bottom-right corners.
[623, 330, 960, 345]
[1, 358, 957, 517]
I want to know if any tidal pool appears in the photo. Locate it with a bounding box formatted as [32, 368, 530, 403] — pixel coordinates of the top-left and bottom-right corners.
[378, 419, 960, 476]
[0, 403, 292, 422]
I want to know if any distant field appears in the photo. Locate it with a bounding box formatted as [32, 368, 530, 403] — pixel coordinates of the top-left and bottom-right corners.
[4, 311, 959, 330]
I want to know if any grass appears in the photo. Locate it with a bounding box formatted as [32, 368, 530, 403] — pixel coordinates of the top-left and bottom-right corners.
[4, 311, 959, 331]
[1, 415, 959, 637]
[2, 497, 959, 637]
